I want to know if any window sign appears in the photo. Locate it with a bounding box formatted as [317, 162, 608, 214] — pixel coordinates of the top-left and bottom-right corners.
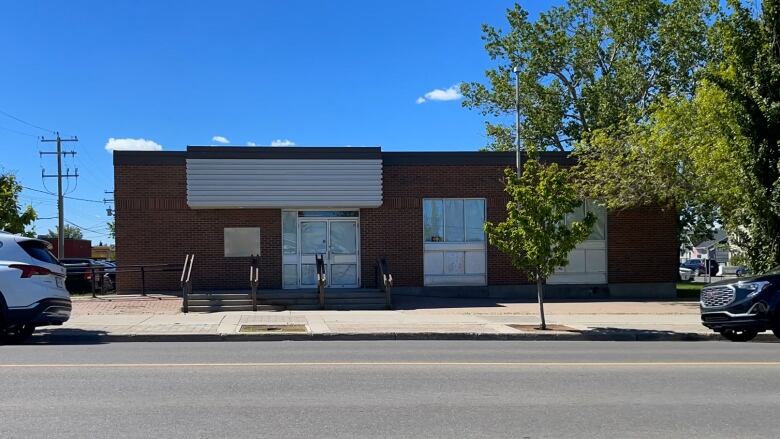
[224, 228, 261, 257]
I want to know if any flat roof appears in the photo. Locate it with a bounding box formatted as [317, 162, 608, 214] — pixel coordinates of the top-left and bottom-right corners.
[113, 146, 573, 166]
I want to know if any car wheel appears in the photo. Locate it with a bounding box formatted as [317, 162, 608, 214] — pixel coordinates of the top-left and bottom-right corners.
[5, 324, 35, 344]
[721, 329, 758, 342]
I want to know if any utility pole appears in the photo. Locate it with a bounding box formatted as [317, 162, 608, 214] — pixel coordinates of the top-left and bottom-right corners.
[513, 66, 522, 176]
[40, 132, 78, 259]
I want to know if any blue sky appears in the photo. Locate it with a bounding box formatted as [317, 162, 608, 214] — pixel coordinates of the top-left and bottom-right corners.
[0, 1, 559, 243]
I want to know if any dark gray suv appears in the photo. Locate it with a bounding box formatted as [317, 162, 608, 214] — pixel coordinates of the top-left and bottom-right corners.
[700, 266, 780, 341]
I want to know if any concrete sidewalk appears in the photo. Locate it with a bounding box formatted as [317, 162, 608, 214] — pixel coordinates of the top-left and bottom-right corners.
[27, 294, 763, 342]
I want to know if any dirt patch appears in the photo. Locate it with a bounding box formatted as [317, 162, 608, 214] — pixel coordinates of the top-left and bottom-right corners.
[508, 324, 580, 332]
[239, 324, 308, 333]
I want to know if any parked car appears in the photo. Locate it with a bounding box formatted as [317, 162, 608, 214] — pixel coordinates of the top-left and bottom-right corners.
[736, 266, 750, 277]
[680, 259, 719, 276]
[60, 258, 115, 293]
[0, 232, 71, 341]
[680, 259, 702, 272]
[700, 266, 780, 341]
[678, 267, 695, 282]
[93, 260, 116, 288]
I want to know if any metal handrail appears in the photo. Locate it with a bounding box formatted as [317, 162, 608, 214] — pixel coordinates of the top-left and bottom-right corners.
[316, 253, 326, 309]
[63, 262, 183, 296]
[376, 257, 393, 309]
[250, 255, 260, 312]
[180, 254, 194, 313]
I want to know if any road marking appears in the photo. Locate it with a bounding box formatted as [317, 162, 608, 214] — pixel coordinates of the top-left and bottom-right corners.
[2, 361, 780, 368]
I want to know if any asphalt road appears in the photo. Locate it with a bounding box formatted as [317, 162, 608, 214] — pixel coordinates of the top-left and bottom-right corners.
[2, 340, 780, 439]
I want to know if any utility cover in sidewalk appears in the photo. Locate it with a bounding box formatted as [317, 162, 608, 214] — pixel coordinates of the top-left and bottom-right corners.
[239, 324, 308, 333]
[508, 324, 579, 332]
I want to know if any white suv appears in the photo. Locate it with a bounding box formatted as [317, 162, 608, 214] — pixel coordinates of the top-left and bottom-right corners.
[0, 232, 71, 340]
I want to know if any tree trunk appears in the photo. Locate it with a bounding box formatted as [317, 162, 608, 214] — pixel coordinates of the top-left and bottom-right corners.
[536, 277, 547, 330]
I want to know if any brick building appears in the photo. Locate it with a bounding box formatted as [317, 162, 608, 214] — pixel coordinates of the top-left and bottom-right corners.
[114, 146, 678, 298]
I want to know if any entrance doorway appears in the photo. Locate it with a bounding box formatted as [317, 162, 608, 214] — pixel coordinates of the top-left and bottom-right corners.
[282, 210, 360, 289]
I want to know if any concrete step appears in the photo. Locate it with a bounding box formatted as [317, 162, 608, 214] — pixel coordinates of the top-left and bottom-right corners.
[187, 304, 255, 312]
[325, 298, 385, 303]
[326, 303, 388, 310]
[189, 293, 250, 299]
[189, 300, 252, 305]
[189, 302, 253, 308]
[323, 292, 386, 299]
[261, 299, 319, 306]
[185, 289, 388, 311]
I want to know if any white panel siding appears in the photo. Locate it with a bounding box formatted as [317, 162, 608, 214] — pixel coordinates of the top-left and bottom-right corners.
[186, 159, 383, 208]
[548, 240, 607, 284]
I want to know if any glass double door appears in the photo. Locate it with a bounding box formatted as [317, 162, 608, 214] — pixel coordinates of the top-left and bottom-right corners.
[299, 219, 359, 288]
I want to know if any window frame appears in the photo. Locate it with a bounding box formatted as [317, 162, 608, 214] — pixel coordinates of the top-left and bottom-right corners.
[423, 198, 486, 243]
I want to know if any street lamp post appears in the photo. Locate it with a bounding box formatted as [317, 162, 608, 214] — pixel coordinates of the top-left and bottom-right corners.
[514, 66, 521, 176]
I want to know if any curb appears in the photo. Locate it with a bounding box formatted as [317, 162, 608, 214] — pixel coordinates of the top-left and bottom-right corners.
[29, 329, 779, 343]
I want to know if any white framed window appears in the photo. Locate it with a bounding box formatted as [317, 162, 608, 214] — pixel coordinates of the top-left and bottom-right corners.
[550, 199, 608, 284]
[423, 198, 487, 286]
[564, 200, 607, 241]
[423, 198, 485, 243]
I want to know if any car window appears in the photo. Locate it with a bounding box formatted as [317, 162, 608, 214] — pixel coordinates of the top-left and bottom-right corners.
[18, 240, 60, 265]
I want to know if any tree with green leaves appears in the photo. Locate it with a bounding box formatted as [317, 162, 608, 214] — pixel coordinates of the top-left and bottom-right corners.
[577, 0, 780, 272]
[485, 160, 595, 329]
[46, 224, 83, 240]
[107, 220, 115, 240]
[703, 0, 780, 272]
[461, 0, 716, 152]
[0, 173, 36, 236]
[573, 82, 747, 246]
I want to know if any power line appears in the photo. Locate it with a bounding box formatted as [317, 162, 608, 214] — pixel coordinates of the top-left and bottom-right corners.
[0, 108, 56, 134]
[65, 220, 111, 236]
[21, 185, 104, 203]
[22, 186, 55, 195]
[0, 124, 39, 138]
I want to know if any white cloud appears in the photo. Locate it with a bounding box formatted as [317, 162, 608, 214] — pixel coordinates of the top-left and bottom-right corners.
[212, 135, 230, 144]
[270, 139, 296, 147]
[416, 84, 463, 104]
[104, 137, 163, 152]
[246, 141, 257, 146]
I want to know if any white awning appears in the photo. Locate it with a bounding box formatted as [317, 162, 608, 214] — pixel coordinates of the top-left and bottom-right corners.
[186, 159, 383, 208]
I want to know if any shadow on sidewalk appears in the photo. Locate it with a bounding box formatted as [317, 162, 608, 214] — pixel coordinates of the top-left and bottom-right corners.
[578, 326, 778, 342]
[25, 328, 111, 345]
[392, 295, 700, 311]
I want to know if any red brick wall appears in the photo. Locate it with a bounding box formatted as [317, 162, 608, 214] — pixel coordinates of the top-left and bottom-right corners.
[115, 165, 281, 292]
[115, 161, 678, 292]
[607, 206, 679, 283]
[360, 164, 526, 287]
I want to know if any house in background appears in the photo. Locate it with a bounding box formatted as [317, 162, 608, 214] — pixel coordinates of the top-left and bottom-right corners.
[681, 229, 731, 264]
[113, 145, 679, 304]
